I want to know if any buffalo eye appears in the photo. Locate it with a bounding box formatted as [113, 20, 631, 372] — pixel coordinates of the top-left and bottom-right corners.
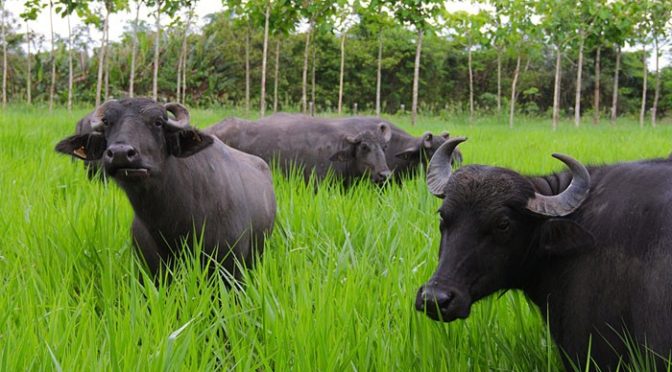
[102, 118, 109, 127]
[495, 218, 510, 233]
[154, 119, 164, 127]
[360, 143, 370, 152]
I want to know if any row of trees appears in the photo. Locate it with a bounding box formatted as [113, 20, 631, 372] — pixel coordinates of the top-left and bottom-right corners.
[1, 0, 671, 128]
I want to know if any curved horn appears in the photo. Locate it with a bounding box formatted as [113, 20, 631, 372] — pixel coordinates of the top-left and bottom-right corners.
[426, 137, 467, 198]
[164, 102, 191, 129]
[89, 100, 115, 131]
[526, 154, 590, 217]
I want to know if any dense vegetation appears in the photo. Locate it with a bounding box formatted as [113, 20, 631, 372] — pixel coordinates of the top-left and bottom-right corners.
[0, 0, 671, 125]
[2, 108, 672, 370]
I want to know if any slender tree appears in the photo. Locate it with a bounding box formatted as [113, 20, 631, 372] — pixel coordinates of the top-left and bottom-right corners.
[444, 10, 489, 123]
[260, 2, 270, 116]
[649, 0, 672, 127]
[152, 0, 161, 100]
[537, 0, 577, 130]
[606, 0, 635, 123]
[20, 0, 41, 105]
[1, 0, 6, 108]
[48, 0, 56, 111]
[385, 0, 442, 125]
[129, 0, 141, 97]
[359, 0, 393, 117]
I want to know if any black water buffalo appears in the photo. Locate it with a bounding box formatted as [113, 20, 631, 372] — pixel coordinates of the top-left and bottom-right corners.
[341, 118, 462, 178]
[415, 138, 672, 370]
[56, 98, 276, 280]
[254, 114, 462, 179]
[205, 113, 393, 184]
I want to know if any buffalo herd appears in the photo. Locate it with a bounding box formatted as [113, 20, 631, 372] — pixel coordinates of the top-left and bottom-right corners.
[56, 98, 672, 370]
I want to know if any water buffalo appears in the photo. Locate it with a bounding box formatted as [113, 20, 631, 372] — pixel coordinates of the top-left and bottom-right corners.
[256, 114, 462, 179]
[205, 114, 393, 184]
[55, 98, 276, 280]
[341, 118, 462, 178]
[415, 138, 672, 370]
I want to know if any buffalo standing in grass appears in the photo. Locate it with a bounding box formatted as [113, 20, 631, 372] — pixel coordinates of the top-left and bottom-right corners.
[56, 98, 276, 280]
[205, 114, 393, 185]
[416, 138, 672, 370]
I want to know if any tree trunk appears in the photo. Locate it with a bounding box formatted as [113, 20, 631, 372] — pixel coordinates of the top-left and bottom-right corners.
[311, 46, 316, 109]
[467, 44, 474, 122]
[67, 15, 73, 111]
[552, 46, 562, 131]
[574, 31, 584, 127]
[411, 29, 423, 126]
[48, 0, 56, 111]
[1, 0, 6, 108]
[129, 1, 140, 98]
[180, 10, 191, 104]
[375, 32, 383, 117]
[651, 37, 660, 128]
[176, 48, 182, 102]
[103, 15, 110, 101]
[496, 48, 501, 114]
[245, 26, 250, 114]
[273, 40, 280, 113]
[95, 6, 109, 106]
[592, 46, 601, 125]
[181, 41, 187, 102]
[610, 45, 621, 123]
[639, 46, 647, 128]
[26, 22, 31, 104]
[152, 0, 161, 100]
[301, 20, 313, 113]
[260, 4, 270, 117]
[337, 31, 346, 114]
[509, 54, 521, 129]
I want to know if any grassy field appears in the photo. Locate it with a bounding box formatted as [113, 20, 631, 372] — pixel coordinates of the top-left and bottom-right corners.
[2, 105, 672, 371]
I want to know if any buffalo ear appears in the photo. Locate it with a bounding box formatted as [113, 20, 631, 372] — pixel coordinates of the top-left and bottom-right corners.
[395, 146, 420, 160]
[166, 128, 214, 158]
[55, 133, 107, 160]
[538, 219, 595, 256]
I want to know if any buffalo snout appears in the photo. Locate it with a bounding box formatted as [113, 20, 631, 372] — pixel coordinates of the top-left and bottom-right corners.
[372, 170, 392, 184]
[105, 143, 139, 165]
[415, 282, 471, 322]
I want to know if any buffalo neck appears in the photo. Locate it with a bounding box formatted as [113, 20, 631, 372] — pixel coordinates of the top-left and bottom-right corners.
[115, 155, 220, 233]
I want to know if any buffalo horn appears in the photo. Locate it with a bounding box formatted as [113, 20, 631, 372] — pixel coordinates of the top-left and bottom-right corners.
[90, 100, 115, 131]
[165, 102, 191, 129]
[525, 154, 590, 217]
[426, 137, 467, 198]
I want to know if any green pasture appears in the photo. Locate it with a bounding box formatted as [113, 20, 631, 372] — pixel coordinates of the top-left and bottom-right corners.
[1, 106, 671, 371]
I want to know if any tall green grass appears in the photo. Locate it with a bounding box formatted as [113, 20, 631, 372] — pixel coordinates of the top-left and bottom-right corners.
[1, 107, 671, 371]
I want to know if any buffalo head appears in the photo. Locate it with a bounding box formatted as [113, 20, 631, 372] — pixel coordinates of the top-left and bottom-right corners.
[55, 98, 213, 183]
[395, 131, 462, 168]
[416, 138, 594, 322]
[330, 122, 393, 184]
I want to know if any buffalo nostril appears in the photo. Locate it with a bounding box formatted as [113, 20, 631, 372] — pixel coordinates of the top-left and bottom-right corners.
[106, 149, 114, 158]
[127, 148, 137, 158]
[421, 288, 454, 309]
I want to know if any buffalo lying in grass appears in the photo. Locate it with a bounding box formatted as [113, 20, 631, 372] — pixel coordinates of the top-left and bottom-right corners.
[205, 114, 393, 185]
